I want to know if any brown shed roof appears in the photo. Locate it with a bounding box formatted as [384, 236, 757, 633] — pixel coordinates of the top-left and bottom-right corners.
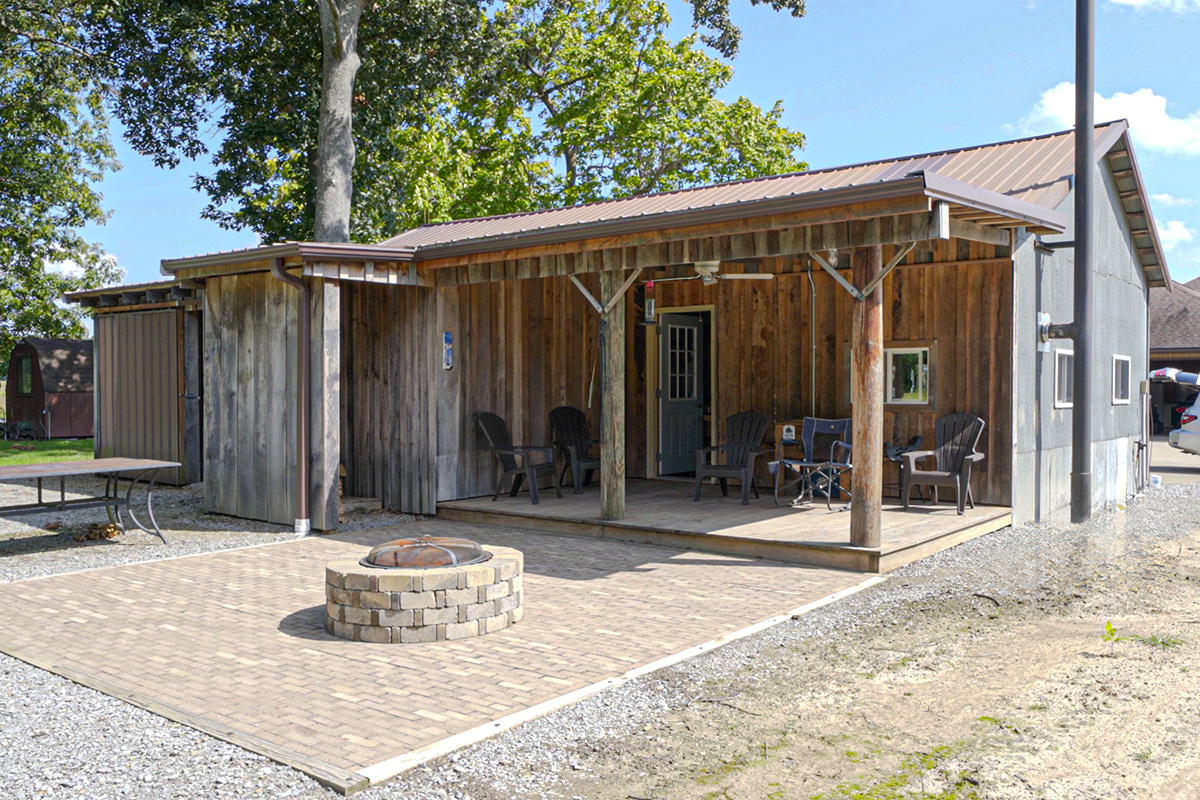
[19, 338, 94, 393]
[1150, 278, 1200, 353]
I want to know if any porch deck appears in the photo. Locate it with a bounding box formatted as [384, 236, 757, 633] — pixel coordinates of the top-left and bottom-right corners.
[437, 479, 1012, 573]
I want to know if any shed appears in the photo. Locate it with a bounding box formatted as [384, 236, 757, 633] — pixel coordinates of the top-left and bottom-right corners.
[64, 280, 203, 485]
[5, 338, 94, 438]
[89, 121, 1167, 548]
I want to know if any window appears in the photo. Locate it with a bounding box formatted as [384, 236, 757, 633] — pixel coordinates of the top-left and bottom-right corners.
[1112, 355, 1132, 405]
[886, 348, 929, 404]
[14, 355, 32, 396]
[1054, 349, 1074, 408]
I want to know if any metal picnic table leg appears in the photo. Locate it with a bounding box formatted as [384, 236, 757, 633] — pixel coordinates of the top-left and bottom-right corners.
[122, 468, 168, 544]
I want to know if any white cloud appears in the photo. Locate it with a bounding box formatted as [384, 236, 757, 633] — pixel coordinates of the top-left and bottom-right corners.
[1110, 0, 1200, 9]
[47, 260, 87, 278]
[1022, 82, 1200, 156]
[1153, 193, 1195, 206]
[1158, 220, 1195, 250]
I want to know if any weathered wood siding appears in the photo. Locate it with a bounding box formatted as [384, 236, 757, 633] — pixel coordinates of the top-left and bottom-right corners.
[204, 272, 339, 529]
[340, 238, 1012, 511]
[94, 309, 201, 485]
[629, 240, 1013, 506]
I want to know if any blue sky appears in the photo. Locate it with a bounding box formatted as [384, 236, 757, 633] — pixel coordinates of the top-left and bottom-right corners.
[82, 0, 1200, 285]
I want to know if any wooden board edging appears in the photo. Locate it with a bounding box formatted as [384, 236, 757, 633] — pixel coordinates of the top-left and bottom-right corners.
[0, 646, 368, 795]
[877, 510, 1013, 572]
[354, 574, 887, 789]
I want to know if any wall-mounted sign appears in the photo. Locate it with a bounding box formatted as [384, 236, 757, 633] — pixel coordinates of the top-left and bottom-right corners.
[443, 331, 453, 370]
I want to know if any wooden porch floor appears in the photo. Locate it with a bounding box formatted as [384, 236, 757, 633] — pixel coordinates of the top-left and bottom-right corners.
[437, 479, 1012, 573]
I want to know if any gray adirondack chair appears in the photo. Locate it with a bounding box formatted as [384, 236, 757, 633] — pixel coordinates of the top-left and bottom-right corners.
[549, 406, 600, 494]
[477, 412, 562, 505]
[693, 411, 771, 505]
[901, 414, 986, 515]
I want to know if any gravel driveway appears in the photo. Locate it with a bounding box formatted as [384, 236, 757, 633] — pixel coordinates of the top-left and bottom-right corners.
[3, 477, 1199, 799]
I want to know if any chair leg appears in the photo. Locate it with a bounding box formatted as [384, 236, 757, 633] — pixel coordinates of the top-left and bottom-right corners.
[693, 473, 703, 502]
[741, 477, 751, 505]
[527, 467, 540, 505]
[956, 477, 965, 515]
[967, 483, 975, 510]
[558, 463, 570, 489]
[572, 462, 583, 495]
[510, 473, 524, 498]
[931, 486, 938, 506]
[553, 472, 563, 499]
[493, 473, 506, 501]
[583, 469, 595, 487]
[719, 478, 728, 497]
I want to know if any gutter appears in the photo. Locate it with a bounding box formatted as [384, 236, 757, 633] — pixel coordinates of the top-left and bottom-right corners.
[270, 258, 312, 535]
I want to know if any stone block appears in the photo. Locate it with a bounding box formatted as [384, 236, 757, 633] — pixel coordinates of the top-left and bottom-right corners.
[376, 608, 414, 627]
[462, 601, 497, 622]
[495, 558, 520, 581]
[509, 605, 524, 624]
[463, 564, 494, 588]
[325, 602, 345, 622]
[330, 620, 358, 640]
[343, 572, 376, 592]
[420, 569, 458, 592]
[444, 620, 480, 641]
[399, 591, 437, 610]
[444, 587, 477, 606]
[432, 590, 449, 608]
[376, 573, 413, 592]
[358, 624, 392, 644]
[400, 626, 438, 644]
[484, 581, 511, 601]
[325, 567, 345, 589]
[422, 606, 459, 625]
[343, 605, 373, 626]
[358, 591, 392, 610]
[496, 593, 520, 613]
[483, 613, 510, 634]
[328, 588, 359, 607]
[509, 574, 523, 594]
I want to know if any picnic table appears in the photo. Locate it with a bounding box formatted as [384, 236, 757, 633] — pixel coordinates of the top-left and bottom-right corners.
[0, 458, 180, 543]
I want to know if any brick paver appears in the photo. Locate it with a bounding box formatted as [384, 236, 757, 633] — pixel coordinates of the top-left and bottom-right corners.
[0, 521, 863, 781]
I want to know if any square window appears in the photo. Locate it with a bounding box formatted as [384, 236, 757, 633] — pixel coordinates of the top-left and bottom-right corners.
[886, 348, 929, 404]
[1113, 355, 1132, 405]
[1054, 349, 1074, 408]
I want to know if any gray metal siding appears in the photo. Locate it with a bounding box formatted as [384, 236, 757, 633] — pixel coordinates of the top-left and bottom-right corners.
[1012, 161, 1149, 522]
[94, 309, 201, 486]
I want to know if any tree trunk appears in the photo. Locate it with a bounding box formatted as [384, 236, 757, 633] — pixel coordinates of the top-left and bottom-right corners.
[315, 0, 364, 243]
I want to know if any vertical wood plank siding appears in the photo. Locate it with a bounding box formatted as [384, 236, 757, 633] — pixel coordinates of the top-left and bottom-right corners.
[203, 272, 340, 529]
[338, 239, 1012, 512]
[94, 309, 200, 485]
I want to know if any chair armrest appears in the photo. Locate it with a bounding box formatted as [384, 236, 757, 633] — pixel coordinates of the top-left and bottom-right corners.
[900, 450, 935, 470]
[695, 445, 726, 454]
[512, 445, 556, 464]
[965, 452, 986, 463]
[830, 440, 852, 466]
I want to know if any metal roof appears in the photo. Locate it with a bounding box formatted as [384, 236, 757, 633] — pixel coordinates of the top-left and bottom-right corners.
[380, 123, 1121, 252]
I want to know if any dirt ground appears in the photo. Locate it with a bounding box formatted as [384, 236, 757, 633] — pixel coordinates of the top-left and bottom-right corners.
[444, 491, 1200, 800]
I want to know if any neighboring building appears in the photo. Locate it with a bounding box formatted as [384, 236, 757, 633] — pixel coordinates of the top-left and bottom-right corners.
[73, 120, 1168, 535]
[64, 280, 203, 486]
[4, 338, 94, 438]
[1148, 276, 1200, 431]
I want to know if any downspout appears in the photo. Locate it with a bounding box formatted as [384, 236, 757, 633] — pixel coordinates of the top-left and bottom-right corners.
[270, 258, 312, 534]
[1071, 0, 1094, 522]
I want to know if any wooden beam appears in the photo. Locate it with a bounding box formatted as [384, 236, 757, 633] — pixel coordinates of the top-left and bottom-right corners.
[600, 268, 626, 521]
[850, 244, 883, 548]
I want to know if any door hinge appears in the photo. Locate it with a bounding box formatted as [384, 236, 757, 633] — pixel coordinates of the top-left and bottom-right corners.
[655, 388, 662, 399]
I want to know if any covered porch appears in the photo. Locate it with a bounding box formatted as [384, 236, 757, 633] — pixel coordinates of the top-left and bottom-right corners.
[438, 479, 1013, 573]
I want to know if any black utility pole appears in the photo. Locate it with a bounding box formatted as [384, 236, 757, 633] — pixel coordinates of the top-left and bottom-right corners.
[1071, 0, 1095, 523]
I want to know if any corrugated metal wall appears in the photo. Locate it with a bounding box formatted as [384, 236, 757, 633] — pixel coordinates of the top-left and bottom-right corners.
[95, 309, 201, 485]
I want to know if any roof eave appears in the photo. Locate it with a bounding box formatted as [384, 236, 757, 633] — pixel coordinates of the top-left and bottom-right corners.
[919, 171, 1068, 232]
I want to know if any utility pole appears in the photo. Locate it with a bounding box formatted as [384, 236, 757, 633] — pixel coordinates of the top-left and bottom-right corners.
[1071, 0, 1094, 523]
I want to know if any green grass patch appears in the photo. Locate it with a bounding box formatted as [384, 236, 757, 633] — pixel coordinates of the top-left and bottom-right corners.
[811, 743, 978, 800]
[1134, 632, 1185, 649]
[0, 438, 93, 467]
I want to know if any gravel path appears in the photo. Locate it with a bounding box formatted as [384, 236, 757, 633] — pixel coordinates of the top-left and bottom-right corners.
[2, 478, 1197, 799]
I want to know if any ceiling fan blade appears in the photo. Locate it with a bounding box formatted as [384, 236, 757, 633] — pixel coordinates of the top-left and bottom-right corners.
[649, 275, 701, 283]
[719, 273, 775, 280]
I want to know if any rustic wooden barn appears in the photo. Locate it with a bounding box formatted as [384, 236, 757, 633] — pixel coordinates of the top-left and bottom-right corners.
[142, 121, 1165, 546]
[65, 281, 202, 485]
[4, 338, 94, 438]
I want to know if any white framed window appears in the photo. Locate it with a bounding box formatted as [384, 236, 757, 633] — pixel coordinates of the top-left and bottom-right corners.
[1054, 349, 1074, 408]
[886, 347, 929, 404]
[1112, 355, 1132, 405]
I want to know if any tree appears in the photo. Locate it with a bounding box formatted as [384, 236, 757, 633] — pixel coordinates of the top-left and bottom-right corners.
[0, 1, 123, 371]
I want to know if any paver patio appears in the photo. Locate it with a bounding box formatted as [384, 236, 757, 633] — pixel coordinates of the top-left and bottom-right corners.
[0, 520, 870, 793]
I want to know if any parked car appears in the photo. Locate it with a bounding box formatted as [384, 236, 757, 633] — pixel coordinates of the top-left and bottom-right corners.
[1169, 395, 1200, 455]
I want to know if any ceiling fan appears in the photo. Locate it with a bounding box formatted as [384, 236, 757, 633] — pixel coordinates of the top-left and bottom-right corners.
[649, 260, 775, 286]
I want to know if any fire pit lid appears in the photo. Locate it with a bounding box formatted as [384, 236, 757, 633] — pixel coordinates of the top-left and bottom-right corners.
[360, 535, 492, 569]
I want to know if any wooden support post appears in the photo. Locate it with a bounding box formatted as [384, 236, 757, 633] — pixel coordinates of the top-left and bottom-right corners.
[850, 244, 883, 548]
[309, 277, 341, 531]
[600, 269, 626, 521]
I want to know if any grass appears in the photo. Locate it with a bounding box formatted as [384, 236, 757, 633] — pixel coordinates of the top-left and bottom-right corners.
[0, 438, 93, 467]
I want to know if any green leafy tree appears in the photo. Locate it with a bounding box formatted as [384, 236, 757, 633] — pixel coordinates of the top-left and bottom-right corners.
[0, 2, 122, 372]
[97, 0, 807, 244]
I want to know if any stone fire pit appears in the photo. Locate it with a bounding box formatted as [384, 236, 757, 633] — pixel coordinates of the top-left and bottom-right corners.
[325, 535, 523, 643]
